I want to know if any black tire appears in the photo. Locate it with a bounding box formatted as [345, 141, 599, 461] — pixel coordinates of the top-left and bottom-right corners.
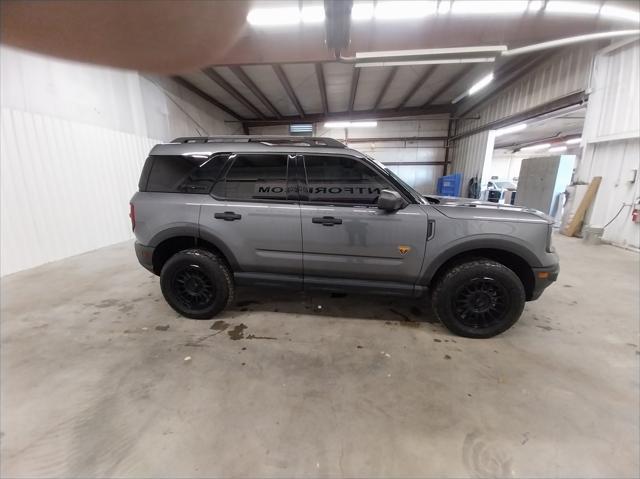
[160, 249, 234, 319]
[432, 259, 525, 338]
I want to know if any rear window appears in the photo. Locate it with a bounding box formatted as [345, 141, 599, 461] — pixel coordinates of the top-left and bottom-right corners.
[141, 155, 228, 193]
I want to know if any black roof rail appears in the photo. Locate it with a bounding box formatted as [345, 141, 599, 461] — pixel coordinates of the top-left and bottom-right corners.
[170, 135, 346, 148]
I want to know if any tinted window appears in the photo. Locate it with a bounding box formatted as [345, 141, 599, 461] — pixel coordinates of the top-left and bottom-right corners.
[303, 155, 394, 205]
[145, 155, 227, 193]
[212, 154, 289, 200]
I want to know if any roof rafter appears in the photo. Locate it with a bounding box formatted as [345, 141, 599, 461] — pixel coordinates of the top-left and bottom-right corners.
[229, 66, 282, 119]
[171, 76, 244, 120]
[273, 64, 305, 117]
[373, 66, 399, 111]
[202, 67, 265, 119]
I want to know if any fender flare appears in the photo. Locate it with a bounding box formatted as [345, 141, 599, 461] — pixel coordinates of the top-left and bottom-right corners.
[421, 236, 541, 285]
[148, 224, 240, 271]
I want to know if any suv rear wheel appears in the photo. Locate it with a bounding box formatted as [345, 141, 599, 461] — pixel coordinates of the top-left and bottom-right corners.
[432, 259, 525, 338]
[160, 249, 234, 319]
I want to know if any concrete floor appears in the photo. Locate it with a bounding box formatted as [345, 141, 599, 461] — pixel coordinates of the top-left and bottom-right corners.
[1, 235, 638, 478]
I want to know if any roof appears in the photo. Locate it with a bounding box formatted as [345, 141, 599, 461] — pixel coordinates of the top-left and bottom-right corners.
[150, 135, 366, 157]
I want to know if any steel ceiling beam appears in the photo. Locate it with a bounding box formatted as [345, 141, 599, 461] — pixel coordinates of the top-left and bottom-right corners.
[171, 76, 244, 120]
[348, 67, 361, 112]
[229, 66, 282, 119]
[273, 64, 305, 118]
[422, 64, 476, 108]
[202, 67, 265, 119]
[450, 91, 588, 141]
[315, 63, 329, 114]
[241, 103, 452, 126]
[396, 65, 437, 110]
[373, 66, 399, 111]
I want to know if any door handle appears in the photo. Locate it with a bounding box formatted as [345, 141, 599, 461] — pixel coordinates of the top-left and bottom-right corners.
[312, 216, 343, 226]
[214, 211, 242, 221]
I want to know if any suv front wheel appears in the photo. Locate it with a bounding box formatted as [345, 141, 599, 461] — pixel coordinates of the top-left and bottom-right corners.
[160, 249, 234, 319]
[432, 259, 525, 338]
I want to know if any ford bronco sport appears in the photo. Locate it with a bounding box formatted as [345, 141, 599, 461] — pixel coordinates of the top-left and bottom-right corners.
[131, 136, 559, 338]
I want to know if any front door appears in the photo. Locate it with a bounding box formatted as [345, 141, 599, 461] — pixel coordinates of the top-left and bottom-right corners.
[199, 153, 303, 280]
[299, 154, 428, 284]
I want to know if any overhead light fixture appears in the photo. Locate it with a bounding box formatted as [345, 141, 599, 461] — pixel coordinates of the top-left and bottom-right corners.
[352, 45, 506, 67]
[495, 123, 527, 137]
[247, 7, 301, 26]
[528, 1, 544, 12]
[438, 1, 451, 14]
[355, 57, 496, 67]
[545, 1, 600, 15]
[521, 143, 551, 151]
[324, 121, 378, 128]
[374, 1, 437, 20]
[451, 0, 528, 14]
[468, 73, 494, 95]
[502, 30, 640, 56]
[549, 145, 568, 152]
[600, 5, 640, 24]
[566, 137, 582, 145]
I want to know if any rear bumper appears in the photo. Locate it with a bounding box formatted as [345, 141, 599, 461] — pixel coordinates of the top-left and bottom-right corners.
[135, 242, 155, 273]
[530, 262, 559, 301]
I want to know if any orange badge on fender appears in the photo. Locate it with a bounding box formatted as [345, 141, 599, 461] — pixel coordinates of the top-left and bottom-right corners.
[398, 245, 411, 255]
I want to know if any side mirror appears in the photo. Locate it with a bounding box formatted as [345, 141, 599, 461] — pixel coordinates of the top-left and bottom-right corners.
[377, 189, 403, 212]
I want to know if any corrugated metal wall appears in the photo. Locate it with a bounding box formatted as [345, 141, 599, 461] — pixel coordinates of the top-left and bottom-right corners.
[0, 47, 237, 276]
[451, 44, 598, 189]
[578, 39, 640, 248]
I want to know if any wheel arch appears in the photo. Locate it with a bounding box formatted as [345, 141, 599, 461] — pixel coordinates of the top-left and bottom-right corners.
[424, 240, 538, 300]
[149, 226, 239, 275]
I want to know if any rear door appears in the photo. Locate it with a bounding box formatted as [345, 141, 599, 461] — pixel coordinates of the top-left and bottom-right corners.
[199, 153, 303, 280]
[299, 154, 429, 284]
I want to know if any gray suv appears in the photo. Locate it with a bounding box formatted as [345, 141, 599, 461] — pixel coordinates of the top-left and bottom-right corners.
[131, 136, 558, 338]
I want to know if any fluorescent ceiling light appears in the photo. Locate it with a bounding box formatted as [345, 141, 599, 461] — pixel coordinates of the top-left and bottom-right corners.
[355, 45, 507, 58]
[356, 57, 496, 67]
[438, 1, 451, 14]
[374, 1, 437, 20]
[324, 121, 377, 128]
[301, 6, 325, 23]
[290, 124, 313, 133]
[600, 5, 640, 24]
[545, 1, 600, 15]
[521, 143, 551, 151]
[468, 73, 494, 95]
[502, 30, 640, 56]
[549, 145, 568, 152]
[247, 7, 301, 26]
[495, 123, 527, 137]
[451, 0, 528, 14]
[352, 2, 374, 20]
[566, 138, 582, 144]
[528, 1, 544, 12]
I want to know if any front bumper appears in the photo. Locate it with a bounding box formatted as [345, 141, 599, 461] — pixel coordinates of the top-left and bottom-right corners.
[135, 242, 155, 273]
[530, 262, 560, 300]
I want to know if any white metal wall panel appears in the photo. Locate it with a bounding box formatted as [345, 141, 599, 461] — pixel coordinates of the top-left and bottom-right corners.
[582, 40, 640, 143]
[450, 131, 491, 195]
[458, 44, 597, 134]
[1, 47, 238, 276]
[576, 139, 640, 249]
[0, 109, 158, 275]
[577, 39, 640, 248]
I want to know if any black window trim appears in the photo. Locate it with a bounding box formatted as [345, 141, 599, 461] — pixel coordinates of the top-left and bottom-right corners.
[208, 152, 298, 205]
[298, 153, 413, 208]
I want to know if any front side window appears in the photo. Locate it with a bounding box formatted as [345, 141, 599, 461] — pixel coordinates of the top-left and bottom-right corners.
[303, 155, 395, 205]
[211, 154, 290, 201]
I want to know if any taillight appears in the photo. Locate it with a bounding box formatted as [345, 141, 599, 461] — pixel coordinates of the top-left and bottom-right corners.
[129, 203, 136, 231]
